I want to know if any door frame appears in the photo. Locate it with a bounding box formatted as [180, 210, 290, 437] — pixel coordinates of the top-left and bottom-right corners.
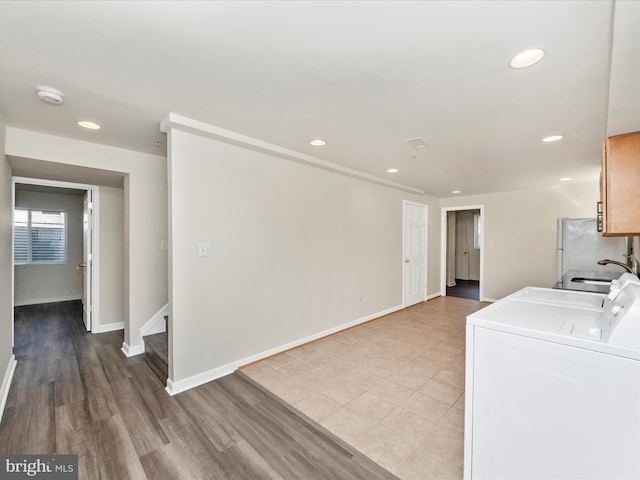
[82, 189, 93, 331]
[12, 176, 100, 331]
[403, 200, 428, 307]
[440, 204, 484, 300]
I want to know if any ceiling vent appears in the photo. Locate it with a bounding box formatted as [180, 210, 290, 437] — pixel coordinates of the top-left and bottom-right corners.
[36, 86, 64, 105]
[406, 137, 428, 149]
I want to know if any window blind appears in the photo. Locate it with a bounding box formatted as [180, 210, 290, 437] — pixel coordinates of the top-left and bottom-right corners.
[14, 209, 67, 264]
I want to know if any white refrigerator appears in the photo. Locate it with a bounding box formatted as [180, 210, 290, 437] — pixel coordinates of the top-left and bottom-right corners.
[557, 217, 627, 281]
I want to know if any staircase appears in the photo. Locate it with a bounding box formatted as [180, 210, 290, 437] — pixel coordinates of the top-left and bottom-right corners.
[143, 316, 168, 383]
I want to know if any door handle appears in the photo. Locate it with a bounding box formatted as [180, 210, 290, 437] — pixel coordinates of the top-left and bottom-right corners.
[77, 263, 86, 269]
[405, 259, 410, 263]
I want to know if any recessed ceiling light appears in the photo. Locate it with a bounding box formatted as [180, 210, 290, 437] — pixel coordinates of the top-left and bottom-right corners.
[387, 168, 399, 173]
[36, 86, 64, 105]
[560, 177, 573, 181]
[542, 134, 564, 142]
[452, 190, 461, 194]
[510, 48, 545, 69]
[310, 139, 326, 146]
[77, 121, 101, 130]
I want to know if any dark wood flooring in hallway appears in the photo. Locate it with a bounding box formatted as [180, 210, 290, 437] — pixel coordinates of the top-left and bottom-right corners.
[0, 301, 397, 480]
[445, 280, 479, 300]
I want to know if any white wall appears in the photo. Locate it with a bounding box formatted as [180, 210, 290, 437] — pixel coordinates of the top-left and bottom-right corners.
[441, 180, 600, 300]
[5, 128, 167, 349]
[167, 124, 438, 385]
[0, 115, 15, 420]
[14, 190, 83, 306]
[97, 186, 124, 330]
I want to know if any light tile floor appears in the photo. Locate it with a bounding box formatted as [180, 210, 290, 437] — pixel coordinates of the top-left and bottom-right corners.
[241, 296, 487, 480]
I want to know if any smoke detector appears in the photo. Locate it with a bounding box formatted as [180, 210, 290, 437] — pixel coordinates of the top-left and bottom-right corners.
[36, 86, 64, 105]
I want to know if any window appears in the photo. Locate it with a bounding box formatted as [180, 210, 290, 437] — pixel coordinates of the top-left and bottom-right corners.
[14, 209, 67, 264]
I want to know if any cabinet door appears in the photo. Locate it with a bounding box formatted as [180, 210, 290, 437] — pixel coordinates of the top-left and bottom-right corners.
[603, 132, 640, 236]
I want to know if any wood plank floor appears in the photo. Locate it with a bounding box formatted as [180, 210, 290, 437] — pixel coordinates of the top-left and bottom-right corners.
[0, 301, 398, 480]
[445, 280, 479, 300]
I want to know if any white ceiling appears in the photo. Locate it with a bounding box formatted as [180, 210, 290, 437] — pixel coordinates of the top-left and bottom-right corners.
[0, 1, 638, 197]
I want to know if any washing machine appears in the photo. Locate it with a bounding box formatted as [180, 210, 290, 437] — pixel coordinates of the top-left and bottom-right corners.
[464, 274, 640, 479]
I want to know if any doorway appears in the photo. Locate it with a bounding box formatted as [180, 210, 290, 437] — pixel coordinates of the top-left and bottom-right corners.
[12, 177, 99, 331]
[441, 205, 484, 301]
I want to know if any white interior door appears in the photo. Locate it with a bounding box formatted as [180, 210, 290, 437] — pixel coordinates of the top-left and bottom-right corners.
[455, 212, 472, 280]
[82, 190, 93, 331]
[447, 211, 457, 286]
[403, 202, 427, 307]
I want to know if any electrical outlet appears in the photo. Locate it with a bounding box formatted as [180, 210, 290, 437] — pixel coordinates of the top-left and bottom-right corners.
[198, 242, 212, 257]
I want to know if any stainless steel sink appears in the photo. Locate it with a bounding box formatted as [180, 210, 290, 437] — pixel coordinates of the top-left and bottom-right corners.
[571, 277, 613, 286]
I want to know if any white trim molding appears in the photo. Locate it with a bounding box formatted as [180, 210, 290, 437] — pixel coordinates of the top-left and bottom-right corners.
[121, 342, 144, 358]
[161, 113, 424, 195]
[93, 322, 125, 333]
[426, 292, 441, 301]
[141, 303, 168, 337]
[121, 304, 169, 357]
[165, 304, 403, 396]
[0, 355, 17, 424]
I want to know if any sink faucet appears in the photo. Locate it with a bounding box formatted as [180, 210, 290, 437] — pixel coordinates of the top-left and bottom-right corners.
[597, 255, 639, 276]
[626, 254, 640, 276]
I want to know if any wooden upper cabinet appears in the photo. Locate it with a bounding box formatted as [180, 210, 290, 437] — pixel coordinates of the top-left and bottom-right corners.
[601, 131, 640, 236]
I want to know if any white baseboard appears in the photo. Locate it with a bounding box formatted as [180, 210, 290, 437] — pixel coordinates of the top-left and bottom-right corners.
[93, 321, 124, 333]
[166, 365, 235, 396]
[141, 303, 168, 336]
[165, 304, 404, 396]
[121, 342, 144, 357]
[14, 295, 81, 307]
[120, 303, 169, 358]
[481, 297, 497, 303]
[0, 354, 17, 425]
[426, 292, 441, 300]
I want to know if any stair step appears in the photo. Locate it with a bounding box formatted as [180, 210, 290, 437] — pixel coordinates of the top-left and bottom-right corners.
[143, 332, 168, 383]
[145, 332, 168, 362]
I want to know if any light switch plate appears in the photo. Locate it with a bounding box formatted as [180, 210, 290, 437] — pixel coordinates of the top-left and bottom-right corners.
[160, 240, 168, 251]
[198, 242, 212, 257]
